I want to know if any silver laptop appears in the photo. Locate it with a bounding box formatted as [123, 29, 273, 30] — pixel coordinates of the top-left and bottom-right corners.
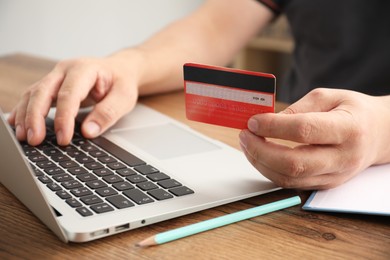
[0, 104, 278, 243]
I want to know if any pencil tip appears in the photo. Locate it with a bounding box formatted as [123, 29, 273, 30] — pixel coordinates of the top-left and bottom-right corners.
[136, 236, 156, 247]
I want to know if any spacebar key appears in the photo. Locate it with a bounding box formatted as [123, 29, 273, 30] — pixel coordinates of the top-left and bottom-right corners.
[90, 137, 146, 167]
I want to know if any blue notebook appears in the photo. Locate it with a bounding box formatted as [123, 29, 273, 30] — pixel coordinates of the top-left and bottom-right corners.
[303, 163, 390, 216]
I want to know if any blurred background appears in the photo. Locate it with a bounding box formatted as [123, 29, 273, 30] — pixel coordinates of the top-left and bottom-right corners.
[0, 0, 203, 59]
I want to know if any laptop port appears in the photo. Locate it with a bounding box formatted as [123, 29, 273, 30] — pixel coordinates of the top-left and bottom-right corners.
[115, 223, 130, 232]
[91, 228, 109, 237]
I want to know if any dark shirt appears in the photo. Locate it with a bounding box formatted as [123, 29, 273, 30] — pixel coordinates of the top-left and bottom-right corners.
[257, 0, 390, 102]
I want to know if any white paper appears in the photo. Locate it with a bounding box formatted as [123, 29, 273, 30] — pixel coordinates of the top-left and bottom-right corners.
[303, 164, 390, 216]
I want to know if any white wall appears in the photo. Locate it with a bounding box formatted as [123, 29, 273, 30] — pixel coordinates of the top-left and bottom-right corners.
[0, 0, 203, 60]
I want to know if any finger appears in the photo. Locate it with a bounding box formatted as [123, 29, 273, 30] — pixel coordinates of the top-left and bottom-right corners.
[248, 109, 355, 145]
[54, 67, 99, 145]
[7, 107, 16, 125]
[7, 108, 28, 145]
[13, 90, 32, 141]
[24, 72, 65, 146]
[89, 76, 112, 102]
[280, 88, 342, 114]
[79, 76, 112, 107]
[81, 81, 137, 139]
[239, 140, 351, 190]
[239, 129, 345, 177]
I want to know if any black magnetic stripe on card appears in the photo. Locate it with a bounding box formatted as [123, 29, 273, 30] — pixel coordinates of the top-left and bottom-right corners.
[183, 65, 275, 93]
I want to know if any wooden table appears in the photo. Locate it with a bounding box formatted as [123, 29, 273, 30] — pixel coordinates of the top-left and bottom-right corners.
[0, 54, 389, 259]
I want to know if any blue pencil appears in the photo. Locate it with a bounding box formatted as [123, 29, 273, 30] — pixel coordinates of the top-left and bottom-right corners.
[136, 196, 301, 247]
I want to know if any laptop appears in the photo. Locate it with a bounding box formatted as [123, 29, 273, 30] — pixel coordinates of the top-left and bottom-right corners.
[0, 104, 279, 243]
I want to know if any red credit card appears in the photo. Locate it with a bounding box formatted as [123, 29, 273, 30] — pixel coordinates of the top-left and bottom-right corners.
[183, 63, 276, 129]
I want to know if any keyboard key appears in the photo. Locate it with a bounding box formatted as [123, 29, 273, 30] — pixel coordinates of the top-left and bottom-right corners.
[169, 186, 194, 196]
[96, 187, 118, 197]
[85, 162, 104, 170]
[44, 167, 65, 175]
[36, 161, 56, 169]
[61, 180, 83, 189]
[32, 167, 44, 176]
[123, 189, 153, 205]
[66, 198, 82, 208]
[56, 190, 72, 199]
[68, 166, 88, 175]
[102, 175, 123, 184]
[75, 155, 95, 164]
[46, 132, 56, 140]
[98, 156, 117, 164]
[148, 189, 174, 201]
[52, 173, 73, 182]
[35, 142, 53, 151]
[29, 155, 47, 162]
[46, 129, 56, 136]
[60, 145, 79, 154]
[24, 149, 40, 156]
[47, 182, 62, 191]
[93, 168, 114, 177]
[126, 175, 147, 184]
[60, 161, 79, 168]
[38, 175, 52, 184]
[106, 195, 134, 209]
[67, 149, 85, 158]
[90, 137, 145, 167]
[86, 180, 107, 189]
[158, 179, 181, 189]
[116, 168, 137, 176]
[113, 181, 134, 191]
[147, 172, 170, 182]
[20, 142, 34, 151]
[107, 162, 126, 170]
[89, 150, 107, 158]
[134, 165, 159, 175]
[76, 207, 93, 217]
[80, 143, 98, 153]
[80, 195, 103, 205]
[72, 137, 88, 146]
[70, 187, 93, 197]
[51, 154, 71, 162]
[77, 173, 98, 182]
[48, 137, 59, 146]
[137, 181, 158, 191]
[43, 147, 62, 157]
[90, 203, 114, 214]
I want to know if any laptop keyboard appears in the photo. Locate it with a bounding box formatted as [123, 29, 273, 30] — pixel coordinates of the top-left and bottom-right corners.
[19, 119, 194, 217]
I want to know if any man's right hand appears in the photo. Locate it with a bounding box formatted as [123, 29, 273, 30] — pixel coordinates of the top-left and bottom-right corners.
[7, 53, 143, 146]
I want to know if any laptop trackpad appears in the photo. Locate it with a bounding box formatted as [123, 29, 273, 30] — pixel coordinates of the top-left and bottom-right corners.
[113, 123, 220, 160]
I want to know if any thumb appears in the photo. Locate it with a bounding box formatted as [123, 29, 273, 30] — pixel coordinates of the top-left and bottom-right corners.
[81, 85, 137, 138]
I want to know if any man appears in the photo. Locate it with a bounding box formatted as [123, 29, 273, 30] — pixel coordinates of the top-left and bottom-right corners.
[8, 0, 390, 189]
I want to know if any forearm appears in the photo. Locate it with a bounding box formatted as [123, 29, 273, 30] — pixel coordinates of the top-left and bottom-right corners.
[111, 0, 273, 96]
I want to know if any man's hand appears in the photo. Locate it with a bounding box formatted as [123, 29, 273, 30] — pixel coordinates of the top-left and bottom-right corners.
[7, 53, 142, 146]
[239, 88, 390, 190]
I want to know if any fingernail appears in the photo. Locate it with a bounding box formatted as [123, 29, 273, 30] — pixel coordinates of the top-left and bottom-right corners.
[85, 121, 101, 137]
[27, 128, 34, 143]
[248, 118, 258, 132]
[56, 130, 64, 144]
[239, 131, 247, 149]
[16, 125, 23, 139]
